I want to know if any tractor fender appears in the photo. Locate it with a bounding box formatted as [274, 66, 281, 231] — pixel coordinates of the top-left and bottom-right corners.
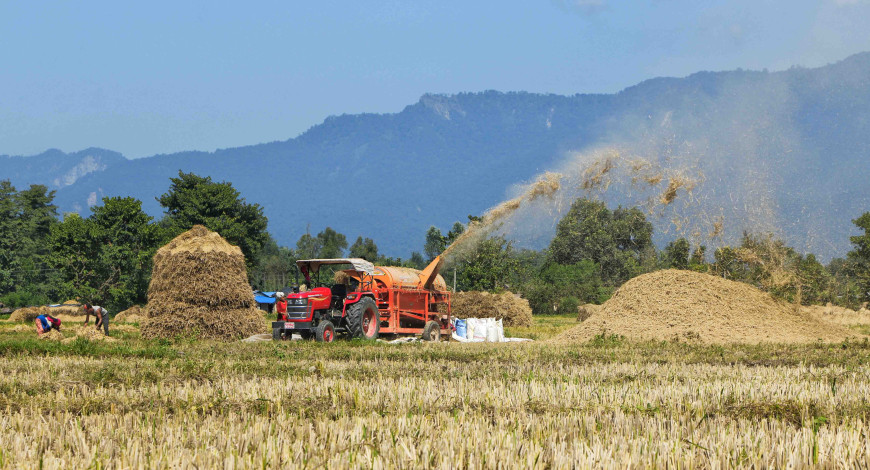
[342, 293, 375, 313]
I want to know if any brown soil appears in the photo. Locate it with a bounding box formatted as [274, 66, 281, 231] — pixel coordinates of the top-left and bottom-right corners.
[557, 270, 860, 344]
[452, 291, 533, 327]
[141, 225, 265, 341]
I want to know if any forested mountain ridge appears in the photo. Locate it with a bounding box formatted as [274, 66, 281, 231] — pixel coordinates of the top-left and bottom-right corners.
[3, 52, 869, 259]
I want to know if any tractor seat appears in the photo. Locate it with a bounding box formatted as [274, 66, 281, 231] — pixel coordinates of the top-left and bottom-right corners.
[330, 284, 347, 308]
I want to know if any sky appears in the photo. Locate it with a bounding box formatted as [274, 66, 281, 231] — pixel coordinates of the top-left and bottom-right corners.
[1, 0, 869, 159]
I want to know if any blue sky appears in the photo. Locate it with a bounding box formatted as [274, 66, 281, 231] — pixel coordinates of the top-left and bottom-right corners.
[2, 0, 869, 158]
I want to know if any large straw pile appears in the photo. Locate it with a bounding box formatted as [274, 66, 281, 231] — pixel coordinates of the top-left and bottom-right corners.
[557, 269, 859, 344]
[452, 291, 533, 327]
[141, 225, 265, 341]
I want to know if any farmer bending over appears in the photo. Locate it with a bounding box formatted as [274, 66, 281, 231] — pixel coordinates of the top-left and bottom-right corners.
[83, 303, 110, 335]
[35, 314, 61, 336]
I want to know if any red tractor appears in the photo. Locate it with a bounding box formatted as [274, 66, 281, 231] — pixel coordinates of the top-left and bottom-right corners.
[272, 256, 451, 342]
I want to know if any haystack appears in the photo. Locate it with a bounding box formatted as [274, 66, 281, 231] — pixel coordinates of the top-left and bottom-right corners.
[452, 291, 533, 327]
[114, 305, 148, 323]
[10, 306, 50, 322]
[141, 225, 265, 340]
[557, 270, 859, 344]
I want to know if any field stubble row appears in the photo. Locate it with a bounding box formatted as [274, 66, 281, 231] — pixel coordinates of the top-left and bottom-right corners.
[2, 335, 870, 468]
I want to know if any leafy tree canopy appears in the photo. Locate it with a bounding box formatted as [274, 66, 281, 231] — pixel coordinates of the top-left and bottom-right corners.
[157, 171, 268, 268]
[549, 198, 653, 285]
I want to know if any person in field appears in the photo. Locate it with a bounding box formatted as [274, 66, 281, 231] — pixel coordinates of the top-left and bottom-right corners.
[83, 304, 109, 335]
[275, 292, 287, 321]
[35, 314, 61, 336]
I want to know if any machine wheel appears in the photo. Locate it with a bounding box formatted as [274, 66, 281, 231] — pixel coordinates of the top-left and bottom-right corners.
[422, 321, 441, 342]
[347, 297, 380, 340]
[314, 320, 335, 343]
[272, 327, 282, 341]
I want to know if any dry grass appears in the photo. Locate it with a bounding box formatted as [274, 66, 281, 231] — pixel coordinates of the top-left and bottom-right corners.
[1, 334, 869, 468]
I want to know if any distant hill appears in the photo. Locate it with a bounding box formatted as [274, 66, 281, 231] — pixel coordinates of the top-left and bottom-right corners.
[3, 52, 870, 260]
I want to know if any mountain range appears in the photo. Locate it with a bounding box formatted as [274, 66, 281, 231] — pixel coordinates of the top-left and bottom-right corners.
[3, 52, 870, 260]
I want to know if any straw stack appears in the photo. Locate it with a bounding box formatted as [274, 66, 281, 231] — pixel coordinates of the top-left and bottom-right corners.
[141, 225, 265, 340]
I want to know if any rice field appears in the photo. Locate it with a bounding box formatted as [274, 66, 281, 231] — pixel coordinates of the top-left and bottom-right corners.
[1, 318, 869, 468]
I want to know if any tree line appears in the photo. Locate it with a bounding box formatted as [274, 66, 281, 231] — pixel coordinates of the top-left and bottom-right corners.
[1, 172, 868, 315]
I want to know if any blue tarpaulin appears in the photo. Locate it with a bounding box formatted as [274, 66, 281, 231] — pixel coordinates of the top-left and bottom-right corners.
[254, 291, 277, 305]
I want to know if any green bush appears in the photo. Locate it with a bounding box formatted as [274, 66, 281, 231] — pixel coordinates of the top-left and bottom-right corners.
[557, 296, 580, 315]
[0, 290, 50, 309]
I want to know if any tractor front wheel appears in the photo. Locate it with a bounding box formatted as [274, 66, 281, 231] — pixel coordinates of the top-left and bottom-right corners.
[347, 297, 380, 340]
[314, 320, 335, 343]
[422, 321, 441, 342]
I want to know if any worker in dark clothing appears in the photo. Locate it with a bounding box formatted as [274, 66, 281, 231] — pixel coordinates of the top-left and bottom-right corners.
[83, 304, 110, 335]
[35, 314, 61, 336]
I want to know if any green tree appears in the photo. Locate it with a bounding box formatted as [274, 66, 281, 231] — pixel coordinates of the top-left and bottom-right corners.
[524, 260, 609, 315]
[424, 226, 446, 261]
[0, 181, 22, 293]
[828, 258, 862, 308]
[294, 230, 319, 260]
[90, 197, 163, 310]
[315, 227, 348, 258]
[349, 236, 379, 261]
[662, 238, 690, 269]
[711, 246, 748, 281]
[797, 254, 831, 306]
[157, 171, 268, 269]
[453, 236, 520, 291]
[446, 222, 465, 245]
[549, 199, 653, 285]
[847, 212, 870, 303]
[48, 197, 163, 311]
[252, 236, 298, 290]
[689, 245, 708, 272]
[47, 213, 100, 304]
[405, 252, 425, 270]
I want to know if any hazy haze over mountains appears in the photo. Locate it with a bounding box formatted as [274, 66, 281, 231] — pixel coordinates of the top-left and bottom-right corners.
[2, 53, 869, 260]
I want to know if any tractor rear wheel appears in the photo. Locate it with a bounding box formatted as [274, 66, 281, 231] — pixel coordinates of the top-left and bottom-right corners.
[347, 297, 379, 340]
[314, 320, 335, 343]
[422, 321, 441, 342]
